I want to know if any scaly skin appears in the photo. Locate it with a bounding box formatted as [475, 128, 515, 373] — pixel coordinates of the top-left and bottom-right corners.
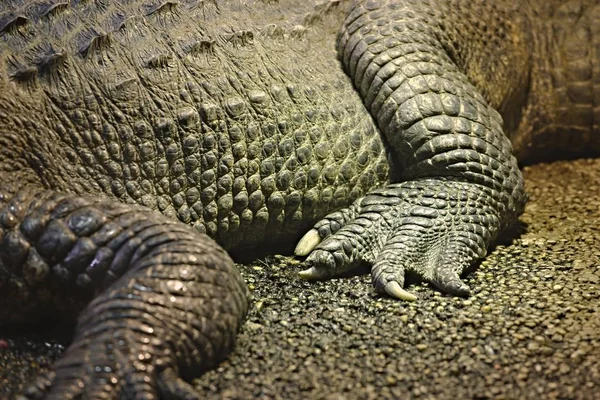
[0, 1, 388, 397]
[298, 0, 600, 295]
[297, 0, 528, 298]
[1, 185, 248, 399]
[0, 0, 598, 398]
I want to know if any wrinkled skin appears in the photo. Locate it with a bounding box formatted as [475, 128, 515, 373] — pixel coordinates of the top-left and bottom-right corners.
[0, 0, 598, 398]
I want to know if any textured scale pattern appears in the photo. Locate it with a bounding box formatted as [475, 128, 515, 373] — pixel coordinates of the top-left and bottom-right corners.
[298, 0, 528, 297]
[0, 0, 599, 398]
[0, 186, 248, 398]
[515, 0, 600, 161]
[0, 0, 390, 250]
[298, 0, 599, 297]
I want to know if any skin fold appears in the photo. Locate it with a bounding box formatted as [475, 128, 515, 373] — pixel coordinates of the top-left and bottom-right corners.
[0, 0, 598, 398]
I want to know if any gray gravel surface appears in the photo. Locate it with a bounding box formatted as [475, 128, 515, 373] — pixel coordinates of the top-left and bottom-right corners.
[1, 158, 599, 400]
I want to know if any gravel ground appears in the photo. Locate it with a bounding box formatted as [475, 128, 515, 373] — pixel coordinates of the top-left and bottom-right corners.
[1, 158, 599, 400]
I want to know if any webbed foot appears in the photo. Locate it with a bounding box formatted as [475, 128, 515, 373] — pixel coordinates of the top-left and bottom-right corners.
[296, 179, 502, 300]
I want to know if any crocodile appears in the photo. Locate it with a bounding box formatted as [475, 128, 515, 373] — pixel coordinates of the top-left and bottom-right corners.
[0, 0, 598, 398]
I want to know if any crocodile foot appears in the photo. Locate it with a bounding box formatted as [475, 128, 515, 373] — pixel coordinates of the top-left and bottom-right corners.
[18, 259, 245, 400]
[295, 179, 503, 300]
[19, 339, 202, 400]
[19, 343, 198, 400]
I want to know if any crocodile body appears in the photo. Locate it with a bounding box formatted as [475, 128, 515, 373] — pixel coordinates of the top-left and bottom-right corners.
[0, 0, 598, 398]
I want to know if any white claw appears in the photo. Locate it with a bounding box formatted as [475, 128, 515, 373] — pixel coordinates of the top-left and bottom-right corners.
[294, 229, 321, 256]
[298, 266, 326, 280]
[384, 281, 417, 301]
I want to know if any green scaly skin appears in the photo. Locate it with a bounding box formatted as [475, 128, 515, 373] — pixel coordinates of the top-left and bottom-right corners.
[0, 0, 598, 398]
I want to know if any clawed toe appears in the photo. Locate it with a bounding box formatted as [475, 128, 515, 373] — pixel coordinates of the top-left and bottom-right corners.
[432, 267, 471, 297]
[294, 181, 496, 301]
[294, 229, 321, 256]
[384, 281, 417, 301]
[298, 265, 328, 280]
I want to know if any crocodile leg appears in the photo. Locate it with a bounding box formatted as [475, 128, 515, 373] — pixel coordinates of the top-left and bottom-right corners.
[0, 185, 248, 399]
[296, 0, 528, 300]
